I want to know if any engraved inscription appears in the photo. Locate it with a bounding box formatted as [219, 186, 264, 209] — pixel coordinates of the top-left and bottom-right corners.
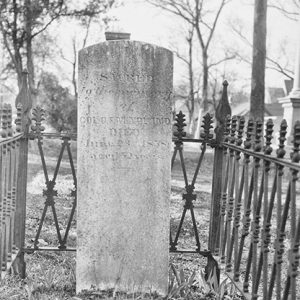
[90, 151, 169, 161]
[93, 71, 154, 83]
[81, 86, 172, 99]
[77, 41, 173, 293]
[80, 116, 171, 126]
[85, 139, 170, 149]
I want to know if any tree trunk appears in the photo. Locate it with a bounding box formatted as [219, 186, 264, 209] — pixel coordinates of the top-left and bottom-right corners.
[188, 33, 195, 134]
[25, 0, 37, 106]
[202, 50, 209, 112]
[72, 39, 78, 100]
[10, 0, 23, 89]
[250, 0, 267, 121]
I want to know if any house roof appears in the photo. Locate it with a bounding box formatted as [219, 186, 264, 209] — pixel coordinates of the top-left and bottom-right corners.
[284, 79, 293, 95]
[266, 87, 285, 104]
[232, 102, 283, 117]
[265, 103, 283, 116]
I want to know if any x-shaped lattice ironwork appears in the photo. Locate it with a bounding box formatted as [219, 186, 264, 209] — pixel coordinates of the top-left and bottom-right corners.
[170, 111, 213, 256]
[29, 107, 77, 250]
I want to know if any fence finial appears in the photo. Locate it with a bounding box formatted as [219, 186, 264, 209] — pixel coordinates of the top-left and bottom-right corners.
[230, 116, 238, 144]
[7, 104, 13, 137]
[276, 119, 287, 158]
[215, 80, 231, 125]
[215, 81, 231, 143]
[264, 119, 274, 155]
[254, 119, 263, 152]
[291, 120, 300, 163]
[15, 104, 23, 133]
[31, 106, 45, 139]
[1, 104, 8, 138]
[244, 118, 254, 149]
[200, 113, 213, 141]
[15, 70, 32, 132]
[237, 116, 245, 146]
[223, 115, 231, 142]
[174, 111, 187, 142]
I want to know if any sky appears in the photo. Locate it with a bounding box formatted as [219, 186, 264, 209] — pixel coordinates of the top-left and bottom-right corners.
[103, 0, 299, 90]
[40, 0, 300, 95]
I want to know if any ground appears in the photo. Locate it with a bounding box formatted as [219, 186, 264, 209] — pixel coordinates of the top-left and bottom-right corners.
[0, 139, 241, 299]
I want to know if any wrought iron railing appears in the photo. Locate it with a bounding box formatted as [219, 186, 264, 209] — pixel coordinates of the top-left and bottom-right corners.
[0, 103, 24, 279]
[1, 74, 299, 300]
[211, 116, 300, 300]
[170, 111, 214, 256]
[24, 106, 77, 252]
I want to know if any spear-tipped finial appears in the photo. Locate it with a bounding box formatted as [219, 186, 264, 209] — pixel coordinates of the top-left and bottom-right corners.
[215, 80, 231, 125]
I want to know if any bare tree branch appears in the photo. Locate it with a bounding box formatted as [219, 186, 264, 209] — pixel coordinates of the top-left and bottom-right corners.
[268, 1, 299, 21]
[230, 16, 294, 80]
[208, 54, 236, 69]
[266, 56, 294, 80]
[205, 0, 228, 50]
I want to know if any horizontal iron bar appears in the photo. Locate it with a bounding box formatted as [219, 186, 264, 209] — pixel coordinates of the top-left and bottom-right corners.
[23, 247, 210, 256]
[223, 142, 300, 171]
[0, 133, 24, 145]
[28, 132, 77, 140]
[170, 248, 211, 256]
[23, 247, 76, 252]
[172, 138, 206, 144]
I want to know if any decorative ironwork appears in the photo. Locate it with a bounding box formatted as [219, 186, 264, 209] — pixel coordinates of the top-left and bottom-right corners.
[200, 113, 213, 142]
[212, 112, 300, 299]
[23, 106, 77, 251]
[173, 111, 186, 143]
[277, 119, 287, 159]
[7, 104, 13, 137]
[15, 104, 23, 133]
[1, 104, 8, 138]
[236, 116, 245, 147]
[0, 102, 22, 279]
[31, 106, 45, 139]
[215, 80, 231, 126]
[0, 79, 299, 300]
[170, 111, 213, 261]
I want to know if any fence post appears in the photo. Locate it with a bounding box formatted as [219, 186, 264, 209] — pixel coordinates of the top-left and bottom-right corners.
[13, 70, 32, 278]
[208, 80, 231, 253]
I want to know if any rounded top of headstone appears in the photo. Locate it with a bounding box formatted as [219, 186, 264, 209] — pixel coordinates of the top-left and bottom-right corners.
[105, 31, 131, 41]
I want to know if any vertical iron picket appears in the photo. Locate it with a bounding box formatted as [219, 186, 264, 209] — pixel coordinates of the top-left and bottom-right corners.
[209, 80, 231, 253]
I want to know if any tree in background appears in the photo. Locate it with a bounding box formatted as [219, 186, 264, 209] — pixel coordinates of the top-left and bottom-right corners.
[230, 12, 295, 81]
[269, 0, 299, 21]
[38, 72, 77, 132]
[250, 0, 267, 120]
[147, 0, 232, 113]
[60, 12, 114, 100]
[0, 0, 118, 104]
[171, 25, 200, 134]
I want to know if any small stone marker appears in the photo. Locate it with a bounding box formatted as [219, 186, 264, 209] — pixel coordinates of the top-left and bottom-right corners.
[77, 36, 173, 295]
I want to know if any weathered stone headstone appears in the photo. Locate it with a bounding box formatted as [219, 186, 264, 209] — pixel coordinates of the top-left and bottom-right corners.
[77, 38, 173, 295]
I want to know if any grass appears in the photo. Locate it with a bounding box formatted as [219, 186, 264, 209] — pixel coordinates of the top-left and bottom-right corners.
[0, 138, 243, 299]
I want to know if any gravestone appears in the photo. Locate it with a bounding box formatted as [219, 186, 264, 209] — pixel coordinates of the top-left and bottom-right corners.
[77, 38, 173, 295]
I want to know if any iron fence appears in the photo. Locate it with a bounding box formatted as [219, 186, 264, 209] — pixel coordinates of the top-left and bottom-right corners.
[1, 73, 299, 300]
[24, 106, 77, 252]
[0, 103, 24, 279]
[210, 115, 300, 300]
